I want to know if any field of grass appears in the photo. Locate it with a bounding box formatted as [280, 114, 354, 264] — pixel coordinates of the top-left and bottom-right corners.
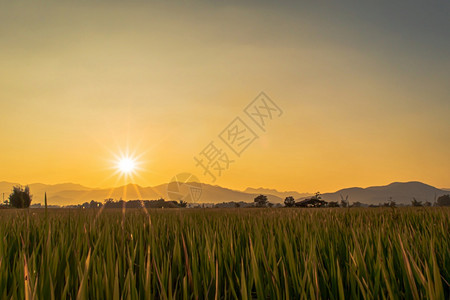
[0, 207, 448, 299]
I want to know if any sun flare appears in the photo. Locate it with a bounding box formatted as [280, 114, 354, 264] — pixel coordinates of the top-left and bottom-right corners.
[110, 149, 146, 183]
[117, 157, 136, 174]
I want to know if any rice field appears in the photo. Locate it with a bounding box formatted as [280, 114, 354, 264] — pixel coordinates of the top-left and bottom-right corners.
[0, 207, 448, 299]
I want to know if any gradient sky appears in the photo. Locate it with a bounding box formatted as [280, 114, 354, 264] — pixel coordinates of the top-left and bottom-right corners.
[1, 0, 449, 193]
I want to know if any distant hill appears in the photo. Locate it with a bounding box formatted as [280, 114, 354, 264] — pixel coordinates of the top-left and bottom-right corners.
[1, 180, 448, 206]
[199, 184, 283, 204]
[0, 182, 90, 192]
[311, 182, 448, 205]
[0, 181, 283, 206]
[0, 181, 91, 204]
[244, 187, 312, 199]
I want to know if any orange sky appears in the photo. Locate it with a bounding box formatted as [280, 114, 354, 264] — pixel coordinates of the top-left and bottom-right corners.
[1, 1, 449, 193]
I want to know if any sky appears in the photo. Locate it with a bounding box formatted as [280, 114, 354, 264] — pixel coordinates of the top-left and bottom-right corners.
[0, 0, 449, 193]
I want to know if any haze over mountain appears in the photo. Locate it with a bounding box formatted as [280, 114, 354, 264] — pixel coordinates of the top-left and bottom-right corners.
[314, 182, 447, 205]
[0, 181, 283, 206]
[0, 182, 90, 204]
[244, 187, 312, 200]
[1, 181, 448, 206]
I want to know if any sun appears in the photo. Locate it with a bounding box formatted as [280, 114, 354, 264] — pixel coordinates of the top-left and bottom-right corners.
[117, 157, 136, 174]
[109, 148, 146, 182]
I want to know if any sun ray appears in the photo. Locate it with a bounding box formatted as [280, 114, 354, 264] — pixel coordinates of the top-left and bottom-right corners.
[103, 144, 164, 219]
[128, 174, 149, 216]
[121, 183, 127, 228]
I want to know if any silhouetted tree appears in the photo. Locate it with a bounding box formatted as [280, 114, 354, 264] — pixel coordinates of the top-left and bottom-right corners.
[254, 194, 268, 207]
[104, 198, 114, 204]
[89, 200, 102, 208]
[424, 201, 431, 207]
[437, 194, 450, 206]
[178, 200, 188, 208]
[328, 201, 339, 207]
[411, 198, 422, 207]
[284, 196, 295, 207]
[352, 201, 362, 207]
[9, 185, 32, 208]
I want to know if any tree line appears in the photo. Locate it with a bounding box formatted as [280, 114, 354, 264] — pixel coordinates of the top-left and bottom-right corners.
[254, 193, 450, 208]
[2, 185, 450, 208]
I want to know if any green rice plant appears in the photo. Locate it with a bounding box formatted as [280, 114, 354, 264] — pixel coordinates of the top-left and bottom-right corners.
[0, 207, 448, 299]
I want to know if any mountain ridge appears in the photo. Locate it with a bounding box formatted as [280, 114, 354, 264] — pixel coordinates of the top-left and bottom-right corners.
[244, 187, 312, 199]
[1, 181, 448, 206]
[311, 181, 447, 205]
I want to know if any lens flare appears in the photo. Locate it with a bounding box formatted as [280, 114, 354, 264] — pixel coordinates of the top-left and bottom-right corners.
[117, 157, 136, 174]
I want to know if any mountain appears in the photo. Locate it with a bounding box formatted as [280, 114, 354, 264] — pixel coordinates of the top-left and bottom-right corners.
[313, 181, 448, 205]
[2, 181, 448, 206]
[244, 187, 312, 199]
[0, 181, 91, 204]
[0, 181, 283, 206]
[198, 184, 283, 204]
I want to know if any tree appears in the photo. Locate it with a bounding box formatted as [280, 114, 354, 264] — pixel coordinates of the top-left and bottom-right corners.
[104, 198, 114, 204]
[9, 185, 32, 208]
[424, 201, 431, 207]
[178, 200, 188, 208]
[328, 201, 339, 207]
[89, 200, 102, 208]
[254, 194, 268, 207]
[352, 201, 362, 207]
[411, 198, 422, 207]
[437, 194, 450, 206]
[284, 196, 295, 207]
[384, 197, 396, 208]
